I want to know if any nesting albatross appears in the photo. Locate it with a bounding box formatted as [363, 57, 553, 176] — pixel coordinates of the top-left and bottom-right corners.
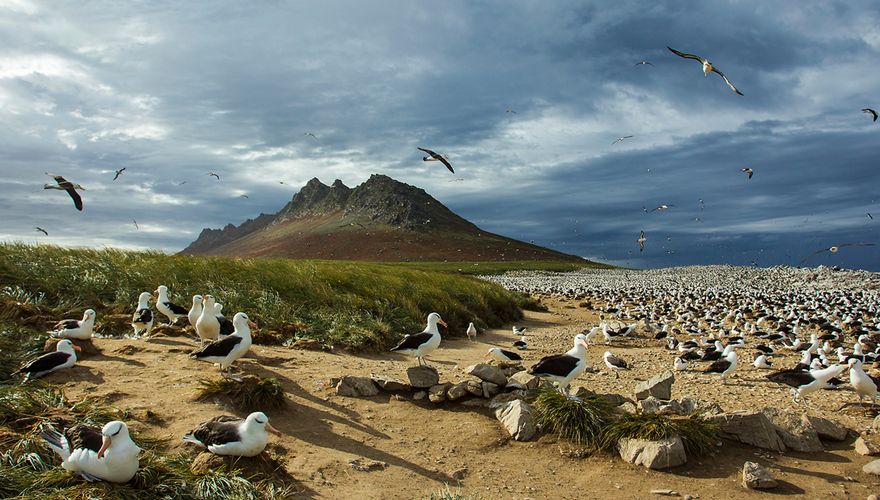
[183, 412, 282, 457]
[17, 339, 80, 382]
[41, 421, 141, 483]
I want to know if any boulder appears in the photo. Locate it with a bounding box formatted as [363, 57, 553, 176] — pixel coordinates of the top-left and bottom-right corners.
[406, 366, 439, 389]
[506, 371, 543, 391]
[635, 371, 674, 401]
[447, 382, 470, 401]
[742, 461, 778, 489]
[488, 391, 525, 410]
[855, 434, 880, 456]
[428, 384, 450, 404]
[465, 363, 508, 386]
[495, 400, 537, 441]
[617, 402, 638, 414]
[862, 459, 880, 475]
[482, 382, 502, 398]
[413, 391, 427, 401]
[44, 338, 101, 357]
[710, 411, 786, 452]
[872, 415, 880, 433]
[803, 415, 848, 441]
[618, 436, 687, 470]
[371, 376, 411, 393]
[335, 376, 379, 397]
[762, 408, 823, 453]
[464, 381, 484, 397]
[499, 364, 525, 377]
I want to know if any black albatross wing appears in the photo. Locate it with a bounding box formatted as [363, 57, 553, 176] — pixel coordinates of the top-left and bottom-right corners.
[391, 332, 433, 352]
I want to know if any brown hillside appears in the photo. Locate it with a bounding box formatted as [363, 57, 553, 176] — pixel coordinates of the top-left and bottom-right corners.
[181, 174, 587, 263]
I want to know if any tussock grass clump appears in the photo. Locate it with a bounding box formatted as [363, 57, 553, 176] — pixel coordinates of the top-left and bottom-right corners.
[0, 243, 535, 351]
[601, 412, 719, 456]
[427, 484, 480, 500]
[196, 376, 286, 412]
[530, 388, 614, 448]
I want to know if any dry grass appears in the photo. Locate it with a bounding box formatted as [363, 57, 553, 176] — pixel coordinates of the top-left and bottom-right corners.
[195, 376, 286, 412]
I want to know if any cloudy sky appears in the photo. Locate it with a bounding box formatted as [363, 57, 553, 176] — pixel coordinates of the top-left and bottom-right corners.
[1, 1, 878, 270]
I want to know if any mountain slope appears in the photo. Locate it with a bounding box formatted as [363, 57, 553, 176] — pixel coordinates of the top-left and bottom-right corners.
[181, 174, 588, 263]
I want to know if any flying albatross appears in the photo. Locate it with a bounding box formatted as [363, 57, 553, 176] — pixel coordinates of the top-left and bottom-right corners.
[183, 412, 282, 456]
[528, 333, 589, 395]
[17, 339, 80, 382]
[638, 231, 646, 252]
[417, 147, 454, 174]
[611, 135, 633, 145]
[799, 243, 876, 265]
[740, 167, 753, 179]
[44, 173, 84, 211]
[34, 226, 48, 236]
[667, 46, 744, 95]
[41, 421, 141, 483]
[390, 312, 447, 366]
[863, 108, 878, 122]
[112, 167, 126, 180]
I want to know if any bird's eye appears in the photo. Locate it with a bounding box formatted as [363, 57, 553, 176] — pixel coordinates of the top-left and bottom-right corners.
[111, 425, 122, 436]
[255, 419, 265, 424]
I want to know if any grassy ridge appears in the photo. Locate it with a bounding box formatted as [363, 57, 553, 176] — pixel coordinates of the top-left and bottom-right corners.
[0, 243, 536, 351]
[387, 260, 610, 275]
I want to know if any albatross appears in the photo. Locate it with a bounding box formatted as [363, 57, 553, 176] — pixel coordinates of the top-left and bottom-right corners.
[112, 167, 126, 180]
[154, 285, 188, 325]
[486, 347, 523, 363]
[799, 243, 876, 265]
[131, 291, 153, 337]
[466, 322, 477, 341]
[766, 364, 848, 404]
[17, 339, 80, 382]
[190, 312, 255, 378]
[863, 108, 878, 122]
[528, 333, 589, 395]
[50, 309, 96, 340]
[667, 46, 744, 95]
[44, 173, 84, 211]
[417, 147, 454, 174]
[603, 351, 629, 379]
[740, 167, 754, 179]
[41, 421, 140, 483]
[390, 312, 447, 366]
[183, 412, 282, 457]
[638, 231, 646, 252]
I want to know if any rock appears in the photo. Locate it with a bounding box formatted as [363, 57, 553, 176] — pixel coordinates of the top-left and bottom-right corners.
[412, 391, 427, 401]
[495, 400, 537, 441]
[464, 381, 484, 397]
[406, 365, 439, 389]
[428, 384, 450, 403]
[872, 415, 880, 432]
[349, 458, 388, 472]
[862, 459, 880, 475]
[335, 376, 379, 397]
[447, 382, 470, 401]
[371, 376, 411, 393]
[506, 371, 543, 391]
[710, 411, 786, 451]
[450, 467, 468, 481]
[855, 435, 880, 456]
[635, 371, 675, 401]
[465, 363, 508, 386]
[762, 408, 823, 453]
[742, 461, 778, 489]
[499, 364, 525, 377]
[618, 436, 687, 470]
[617, 402, 638, 414]
[482, 381, 501, 398]
[44, 338, 101, 357]
[488, 391, 525, 410]
[803, 415, 848, 441]
[460, 398, 488, 408]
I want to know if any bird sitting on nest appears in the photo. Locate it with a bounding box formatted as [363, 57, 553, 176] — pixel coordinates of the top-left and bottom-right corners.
[49, 309, 96, 340]
[183, 412, 282, 457]
[41, 421, 140, 483]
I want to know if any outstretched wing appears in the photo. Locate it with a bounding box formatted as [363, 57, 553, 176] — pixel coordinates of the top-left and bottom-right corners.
[798, 248, 831, 265]
[417, 147, 437, 157]
[667, 46, 704, 62]
[437, 156, 454, 174]
[711, 67, 744, 95]
[67, 188, 83, 211]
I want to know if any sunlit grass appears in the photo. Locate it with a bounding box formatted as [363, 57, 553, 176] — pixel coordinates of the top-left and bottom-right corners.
[601, 412, 719, 456]
[530, 388, 614, 449]
[195, 376, 286, 412]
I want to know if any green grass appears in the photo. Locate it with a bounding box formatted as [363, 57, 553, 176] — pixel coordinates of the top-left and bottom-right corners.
[426, 485, 480, 500]
[601, 412, 719, 456]
[530, 388, 615, 449]
[196, 376, 286, 412]
[390, 260, 612, 275]
[0, 243, 537, 351]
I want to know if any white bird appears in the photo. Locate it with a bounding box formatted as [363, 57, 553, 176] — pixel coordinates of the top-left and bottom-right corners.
[188, 294, 203, 333]
[528, 333, 589, 395]
[513, 336, 528, 350]
[130, 292, 153, 337]
[512, 326, 527, 336]
[485, 347, 523, 363]
[767, 364, 848, 405]
[466, 322, 477, 342]
[154, 285, 188, 325]
[183, 412, 282, 457]
[753, 353, 772, 369]
[190, 312, 255, 378]
[673, 356, 689, 371]
[603, 351, 629, 379]
[704, 348, 738, 384]
[390, 312, 447, 366]
[17, 339, 81, 382]
[848, 358, 878, 407]
[196, 295, 222, 342]
[584, 326, 601, 344]
[41, 421, 140, 483]
[667, 46, 744, 95]
[50, 309, 96, 340]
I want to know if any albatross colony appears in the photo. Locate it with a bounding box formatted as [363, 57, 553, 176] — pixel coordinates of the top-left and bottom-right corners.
[482, 265, 880, 412]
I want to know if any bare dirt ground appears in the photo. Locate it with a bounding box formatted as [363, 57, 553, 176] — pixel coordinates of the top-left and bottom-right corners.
[51, 296, 880, 499]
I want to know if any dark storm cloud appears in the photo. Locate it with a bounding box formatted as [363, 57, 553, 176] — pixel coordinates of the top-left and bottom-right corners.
[0, 0, 877, 269]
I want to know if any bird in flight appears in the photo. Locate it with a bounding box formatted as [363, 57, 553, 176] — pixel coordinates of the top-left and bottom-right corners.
[740, 167, 754, 179]
[799, 243, 876, 265]
[611, 135, 634, 146]
[667, 46, 743, 95]
[868, 212, 874, 220]
[637, 231, 646, 252]
[304, 132, 318, 140]
[505, 108, 517, 114]
[417, 147, 454, 174]
[634, 60, 654, 67]
[208, 172, 220, 180]
[132, 219, 139, 230]
[863, 108, 878, 122]
[34, 226, 48, 236]
[694, 217, 704, 224]
[178, 180, 187, 185]
[240, 194, 249, 199]
[699, 198, 705, 211]
[112, 167, 126, 181]
[651, 204, 675, 212]
[43, 173, 84, 211]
